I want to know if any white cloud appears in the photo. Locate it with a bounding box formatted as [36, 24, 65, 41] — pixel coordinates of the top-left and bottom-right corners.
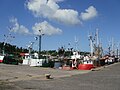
[47, 0, 60, 11]
[54, 0, 65, 2]
[25, 0, 56, 18]
[53, 9, 81, 25]
[25, 0, 81, 25]
[80, 6, 98, 21]
[32, 21, 62, 36]
[9, 17, 30, 35]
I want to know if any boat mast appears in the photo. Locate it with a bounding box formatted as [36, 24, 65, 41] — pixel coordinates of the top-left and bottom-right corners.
[88, 33, 94, 57]
[118, 43, 120, 58]
[74, 36, 78, 51]
[96, 28, 99, 47]
[111, 37, 115, 56]
[116, 42, 119, 58]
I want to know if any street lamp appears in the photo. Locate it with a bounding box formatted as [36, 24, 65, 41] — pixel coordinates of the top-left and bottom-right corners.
[38, 29, 44, 59]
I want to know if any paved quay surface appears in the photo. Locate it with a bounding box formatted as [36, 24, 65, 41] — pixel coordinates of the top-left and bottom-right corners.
[0, 62, 120, 90]
[0, 64, 90, 81]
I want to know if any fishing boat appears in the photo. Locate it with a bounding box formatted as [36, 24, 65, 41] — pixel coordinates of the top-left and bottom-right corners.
[78, 29, 101, 70]
[21, 52, 50, 67]
[0, 55, 4, 63]
[78, 55, 94, 70]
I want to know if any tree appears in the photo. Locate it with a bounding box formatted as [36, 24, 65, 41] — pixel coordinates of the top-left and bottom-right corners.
[58, 47, 65, 56]
[0, 42, 29, 55]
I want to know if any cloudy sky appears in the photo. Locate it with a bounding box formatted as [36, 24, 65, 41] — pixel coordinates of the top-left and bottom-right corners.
[0, 0, 120, 51]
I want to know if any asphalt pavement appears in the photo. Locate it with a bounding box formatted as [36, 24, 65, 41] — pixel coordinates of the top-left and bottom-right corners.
[0, 62, 120, 90]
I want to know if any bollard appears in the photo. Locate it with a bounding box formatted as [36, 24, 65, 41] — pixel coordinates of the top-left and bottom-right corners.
[45, 74, 51, 79]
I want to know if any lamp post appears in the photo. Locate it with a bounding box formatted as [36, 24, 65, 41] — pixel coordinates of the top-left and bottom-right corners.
[38, 29, 44, 59]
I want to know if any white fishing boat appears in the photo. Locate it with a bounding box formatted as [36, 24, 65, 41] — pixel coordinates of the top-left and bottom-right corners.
[21, 53, 50, 67]
[0, 55, 4, 63]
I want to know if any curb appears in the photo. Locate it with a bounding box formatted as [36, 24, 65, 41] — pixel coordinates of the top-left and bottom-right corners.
[91, 62, 120, 71]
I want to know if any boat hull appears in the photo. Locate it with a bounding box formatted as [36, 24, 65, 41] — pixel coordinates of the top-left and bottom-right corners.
[78, 64, 94, 70]
[0, 56, 4, 63]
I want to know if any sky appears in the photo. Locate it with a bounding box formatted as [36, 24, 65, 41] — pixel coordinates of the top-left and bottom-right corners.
[0, 0, 120, 52]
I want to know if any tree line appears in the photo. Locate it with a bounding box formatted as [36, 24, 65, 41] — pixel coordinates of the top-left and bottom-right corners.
[0, 42, 28, 55]
[0, 42, 90, 57]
